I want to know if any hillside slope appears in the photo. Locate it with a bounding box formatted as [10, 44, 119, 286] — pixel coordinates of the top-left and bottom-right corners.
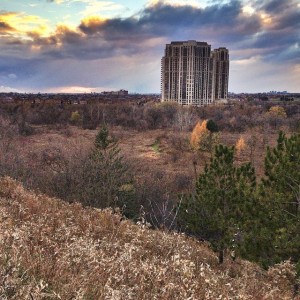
[0, 177, 298, 299]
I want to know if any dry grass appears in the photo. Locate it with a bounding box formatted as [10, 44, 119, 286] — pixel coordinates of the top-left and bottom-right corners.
[5, 124, 284, 185]
[0, 177, 298, 299]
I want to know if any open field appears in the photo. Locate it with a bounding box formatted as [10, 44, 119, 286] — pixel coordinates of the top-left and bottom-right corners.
[14, 124, 286, 184]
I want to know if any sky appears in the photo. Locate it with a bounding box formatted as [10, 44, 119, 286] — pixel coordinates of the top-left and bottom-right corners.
[0, 0, 299, 93]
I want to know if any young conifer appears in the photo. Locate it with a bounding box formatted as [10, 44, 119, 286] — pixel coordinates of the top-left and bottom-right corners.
[178, 144, 256, 263]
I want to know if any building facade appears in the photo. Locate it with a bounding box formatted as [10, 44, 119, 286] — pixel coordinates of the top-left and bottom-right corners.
[161, 40, 229, 105]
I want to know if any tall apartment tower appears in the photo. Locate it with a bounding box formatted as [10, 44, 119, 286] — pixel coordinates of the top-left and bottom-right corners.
[161, 40, 229, 105]
[212, 47, 229, 100]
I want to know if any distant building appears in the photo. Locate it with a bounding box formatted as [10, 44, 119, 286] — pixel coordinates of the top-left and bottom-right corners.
[101, 89, 128, 96]
[161, 40, 229, 106]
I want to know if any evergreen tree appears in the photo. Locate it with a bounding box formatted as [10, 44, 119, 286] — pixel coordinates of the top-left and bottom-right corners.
[178, 145, 256, 263]
[94, 125, 113, 150]
[263, 131, 300, 218]
[261, 131, 300, 267]
[206, 119, 219, 133]
[80, 125, 138, 218]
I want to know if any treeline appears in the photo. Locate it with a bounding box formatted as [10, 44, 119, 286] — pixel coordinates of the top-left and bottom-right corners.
[0, 100, 299, 134]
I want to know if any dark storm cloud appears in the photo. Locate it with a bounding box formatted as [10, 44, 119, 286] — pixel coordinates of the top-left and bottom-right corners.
[263, 0, 289, 13]
[1, 0, 299, 63]
[140, 1, 240, 27]
[2, 0, 298, 64]
[279, 10, 300, 28]
[245, 0, 300, 63]
[0, 54, 43, 91]
[78, 0, 262, 41]
[79, 17, 143, 40]
[252, 30, 298, 49]
[254, 0, 300, 29]
[255, 36, 300, 64]
[258, 0, 295, 13]
[27, 25, 83, 46]
[26, 24, 137, 60]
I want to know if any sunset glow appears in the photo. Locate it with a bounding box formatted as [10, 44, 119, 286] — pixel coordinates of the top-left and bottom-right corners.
[0, 0, 299, 93]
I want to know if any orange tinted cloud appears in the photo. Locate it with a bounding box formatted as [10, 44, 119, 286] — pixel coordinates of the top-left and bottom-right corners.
[0, 12, 17, 33]
[0, 11, 50, 38]
[0, 21, 15, 32]
[79, 16, 107, 34]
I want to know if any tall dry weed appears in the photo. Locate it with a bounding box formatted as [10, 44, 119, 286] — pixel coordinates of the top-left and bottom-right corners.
[0, 177, 298, 299]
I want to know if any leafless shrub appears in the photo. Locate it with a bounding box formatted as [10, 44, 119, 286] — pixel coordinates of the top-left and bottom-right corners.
[173, 106, 197, 131]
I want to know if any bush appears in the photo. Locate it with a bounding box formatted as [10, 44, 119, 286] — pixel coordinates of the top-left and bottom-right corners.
[70, 111, 82, 125]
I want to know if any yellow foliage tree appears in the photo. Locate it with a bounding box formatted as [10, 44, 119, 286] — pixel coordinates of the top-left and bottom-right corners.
[70, 111, 82, 124]
[190, 120, 208, 149]
[236, 136, 246, 156]
[267, 106, 287, 118]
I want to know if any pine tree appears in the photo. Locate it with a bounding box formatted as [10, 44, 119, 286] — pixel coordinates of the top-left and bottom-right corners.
[261, 131, 300, 267]
[178, 145, 256, 263]
[94, 125, 113, 150]
[80, 125, 138, 218]
[206, 119, 219, 133]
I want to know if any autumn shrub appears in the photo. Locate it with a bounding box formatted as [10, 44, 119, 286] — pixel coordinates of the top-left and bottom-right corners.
[190, 120, 207, 149]
[190, 120, 220, 156]
[235, 136, 247, 158]
[265, 105, 287, 130]
[70, 110, 82, 125]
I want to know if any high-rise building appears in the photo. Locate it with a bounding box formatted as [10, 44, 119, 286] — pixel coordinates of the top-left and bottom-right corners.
[161, 40, 229, 105]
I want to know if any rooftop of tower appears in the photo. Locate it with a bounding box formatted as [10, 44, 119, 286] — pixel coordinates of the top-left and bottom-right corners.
[170, 40, 209, 46]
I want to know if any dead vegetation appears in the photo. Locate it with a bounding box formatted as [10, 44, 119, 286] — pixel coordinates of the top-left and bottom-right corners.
[0, 100, 299, 298]
[0, 177, 298, 299]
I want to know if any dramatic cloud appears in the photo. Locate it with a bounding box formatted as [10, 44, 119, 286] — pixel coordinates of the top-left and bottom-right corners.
[0, 10, 50, 39]
[0, 21, 15, 32]
[78, 1, 262, 42]
[0, 0, 299, 92]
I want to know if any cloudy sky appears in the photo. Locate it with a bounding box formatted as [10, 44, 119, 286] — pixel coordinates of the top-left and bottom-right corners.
[0, 0, 299, 93]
